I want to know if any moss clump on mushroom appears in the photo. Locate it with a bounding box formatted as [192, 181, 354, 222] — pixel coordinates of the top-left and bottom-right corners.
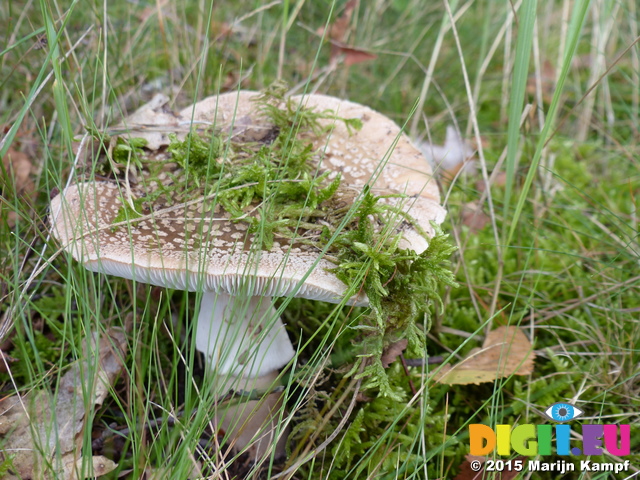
[331, 191, 457, 397]
[122, 88, 360, 252]
[167, 130, 223, 186]
[111, 196, 145, 227]
[254, 81, 363, 138]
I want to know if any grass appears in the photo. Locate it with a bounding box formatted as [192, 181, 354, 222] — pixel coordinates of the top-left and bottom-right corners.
[1, 0, 639, 479]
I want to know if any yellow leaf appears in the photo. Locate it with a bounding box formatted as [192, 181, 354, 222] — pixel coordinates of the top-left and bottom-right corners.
[434, 326, 534, 385]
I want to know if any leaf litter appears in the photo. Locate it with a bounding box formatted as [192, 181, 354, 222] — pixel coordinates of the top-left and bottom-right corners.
[433, 326, 535, 385]
[317, 0, 378, 67]
[0, 328, 126, 479]
[1, 147, 37, 226]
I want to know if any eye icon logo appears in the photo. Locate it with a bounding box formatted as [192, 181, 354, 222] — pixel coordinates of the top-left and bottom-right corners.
[544, 403, 584, 422]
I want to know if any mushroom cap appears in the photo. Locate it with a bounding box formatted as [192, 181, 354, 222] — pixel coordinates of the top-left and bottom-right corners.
[50, 91, 445, 306]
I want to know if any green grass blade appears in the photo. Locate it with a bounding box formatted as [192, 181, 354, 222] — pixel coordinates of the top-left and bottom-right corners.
[503, 0, 537, 244]
[507, 0, 591, 244]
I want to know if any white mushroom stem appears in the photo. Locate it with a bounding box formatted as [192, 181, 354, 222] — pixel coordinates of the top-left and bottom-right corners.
[196, 292, 295, 389]
[195, 291, 295, 459]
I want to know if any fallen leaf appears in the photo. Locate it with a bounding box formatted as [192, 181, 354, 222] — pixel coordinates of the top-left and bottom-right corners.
[453, 455, 485, 480]
[434, 326, 534, 385]
[60, 455, 118, 480]
[333, 44, 378, 66]
[317, 0, 377, 67]
[1, 147, 37, 226]
[0, 328, 126, 479]
[317, 0, 357, 43]
[381, 338, 408, 368]
[332, 0, 356, 41]
[2, 147, 35, 197]
[461, 202, 490, 233]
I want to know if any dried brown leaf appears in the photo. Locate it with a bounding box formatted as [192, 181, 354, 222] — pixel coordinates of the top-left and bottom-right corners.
[60, 455, 118, 480]
[1, 147, 36, 226]
[332, 0, 356, 42]
[453, 455, 485, 480]
[0, 329, 126, 479]
[317, 0, 376, 67]
[380, 338, 408, 368]
[434, 326, 534, 385]
[461, 202, 490, 233]
[333, 44, 378, 66]
[317, 0, 357, 43]
[2, 147, 35, 197]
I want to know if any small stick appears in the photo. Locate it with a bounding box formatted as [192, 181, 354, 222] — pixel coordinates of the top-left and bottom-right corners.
[399, 354, 417, 396]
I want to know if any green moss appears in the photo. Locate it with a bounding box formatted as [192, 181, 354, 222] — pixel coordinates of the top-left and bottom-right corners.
[255, 81, 363, 136]
[112, 136, 148, 164]
[289, 362, 456, 479]
[0, 288, 68, 385]
[332, 191, 457, 398]
[0, 455, 14, 477]
[112, 196, 145, 228]
[167, 131, 223, 185]
[146, 85, 362, 252]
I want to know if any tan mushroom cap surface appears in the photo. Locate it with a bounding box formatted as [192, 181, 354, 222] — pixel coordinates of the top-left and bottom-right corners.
[50, 91, 445, 306]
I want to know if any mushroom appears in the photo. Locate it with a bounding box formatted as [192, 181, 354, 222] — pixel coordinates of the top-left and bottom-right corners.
[49, 90, 445, 462]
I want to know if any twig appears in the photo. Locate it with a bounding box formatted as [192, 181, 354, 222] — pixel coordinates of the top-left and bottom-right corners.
[404, 355, 445, 368]
[399, 355, 417, 396]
